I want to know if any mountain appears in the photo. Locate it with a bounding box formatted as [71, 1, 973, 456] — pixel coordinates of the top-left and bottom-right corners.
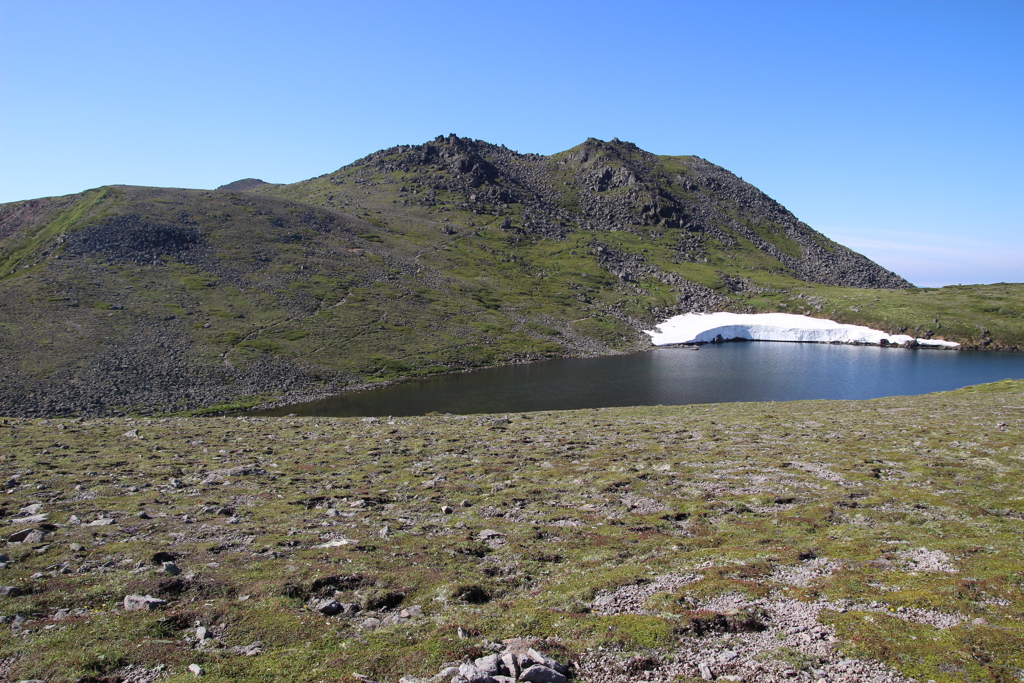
[1, 135, 1016, 417]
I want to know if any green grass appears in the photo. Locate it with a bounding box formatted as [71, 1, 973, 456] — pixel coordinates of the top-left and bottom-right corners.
[0, 380, 1022, 681]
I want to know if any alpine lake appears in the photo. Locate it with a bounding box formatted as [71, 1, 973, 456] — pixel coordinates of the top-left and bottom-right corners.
[254, 341, 1024, 417]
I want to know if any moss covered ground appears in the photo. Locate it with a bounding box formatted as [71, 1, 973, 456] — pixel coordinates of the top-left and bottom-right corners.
[1, 380, 1021, 681]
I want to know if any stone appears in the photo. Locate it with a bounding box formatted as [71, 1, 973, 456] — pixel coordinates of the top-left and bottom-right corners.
[719, 649, 739, 663]
[123, 594, 167, 611]
[0, 586, 21, 597]
[315, 598, 342, 616]
[474, 653, 502, 675]
[11, 513, 48, 524]
[499, 653, 521, 678]
[230, 641, 263, 656]
[437, 666, 460, 679]
[457, 662, 498, 683]
[88, 517, 115, 526]
[162, 561, 180, 575]
[9, 528, 47, 544]
[458, 663, 480, 679]
[526, 649, 566, 675]
[699, 662, 713, 680]
[441, 505, 453, 514]
[196, 626, 209, 640]
[478, 529, 504, 541]
[519, 665, 566, 683]
[188, 663, 204, 676]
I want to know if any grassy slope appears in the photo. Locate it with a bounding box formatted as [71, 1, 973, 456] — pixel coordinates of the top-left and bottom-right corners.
[1, 143, 1021, 416]
[0, 380, 1022, 682]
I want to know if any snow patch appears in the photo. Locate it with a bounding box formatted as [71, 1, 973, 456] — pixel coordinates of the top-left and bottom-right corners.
[644, 312, 959, 348]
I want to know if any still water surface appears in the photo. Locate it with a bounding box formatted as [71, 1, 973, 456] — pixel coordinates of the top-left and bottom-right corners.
[255, 343, 1024, 417]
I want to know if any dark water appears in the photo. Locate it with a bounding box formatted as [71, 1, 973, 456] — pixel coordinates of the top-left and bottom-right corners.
[254, 343, 1024, 417]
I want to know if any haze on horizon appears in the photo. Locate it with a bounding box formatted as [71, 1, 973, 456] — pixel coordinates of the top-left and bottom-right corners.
[1, 0, 1020, 288]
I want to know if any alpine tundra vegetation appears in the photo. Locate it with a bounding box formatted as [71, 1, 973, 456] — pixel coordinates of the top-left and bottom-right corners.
[1, 136, 1022, 682]
[1, 136, 1020, 417]
[0, 381, 1021, 682]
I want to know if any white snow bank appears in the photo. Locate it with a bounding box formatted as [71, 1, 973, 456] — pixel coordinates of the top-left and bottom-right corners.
[644, 312, 960, 348]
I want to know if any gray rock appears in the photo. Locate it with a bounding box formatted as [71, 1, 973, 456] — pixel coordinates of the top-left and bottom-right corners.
[188, 663, 204, 676]
[526, 649, 566, 675]
[499, 653, 521, 678]
[315, 598, 342, 616]
[229, 641, 263, 656]
[11, 513, 48, 524]
[359, 617, 381, 630]
[519, 665, 566, 683]
[123, 594, 167, 611]
[458, 663, 482, 680]
[435, 666, 460, 680]
[0, 586, 21, 597]
[474, 653, 502, 675]
[8, 528, 44, 543]
[88, 517, 115, 526]
[719, 648, 738, 663]
[699, 662, 713, 680]
[478, 529, 504, 541]
[196, 626, 209, 641]
[456, 662, 498, 683]
[162, 561, 180, 575]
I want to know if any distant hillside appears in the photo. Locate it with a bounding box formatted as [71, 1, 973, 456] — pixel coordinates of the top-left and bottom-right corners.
[216, 178, 271, 191]
[0, 136, 1018, 417]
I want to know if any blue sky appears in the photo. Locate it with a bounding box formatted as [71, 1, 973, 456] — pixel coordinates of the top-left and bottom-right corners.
[1, 1, 1021, 287]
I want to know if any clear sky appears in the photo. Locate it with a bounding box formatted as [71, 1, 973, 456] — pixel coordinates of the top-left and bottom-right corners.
[2, 0, 1021, 287]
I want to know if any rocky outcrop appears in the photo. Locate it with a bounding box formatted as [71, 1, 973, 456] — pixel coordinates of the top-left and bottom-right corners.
[351, 135, 911, 290]
[400, 642, 571, 683]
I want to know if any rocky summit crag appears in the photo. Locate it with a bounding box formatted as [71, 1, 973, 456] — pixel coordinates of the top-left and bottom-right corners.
[0, 136, 1020, 417]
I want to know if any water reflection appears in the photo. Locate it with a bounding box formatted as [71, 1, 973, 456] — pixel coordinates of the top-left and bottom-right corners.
[253, 343, 1024, 417]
